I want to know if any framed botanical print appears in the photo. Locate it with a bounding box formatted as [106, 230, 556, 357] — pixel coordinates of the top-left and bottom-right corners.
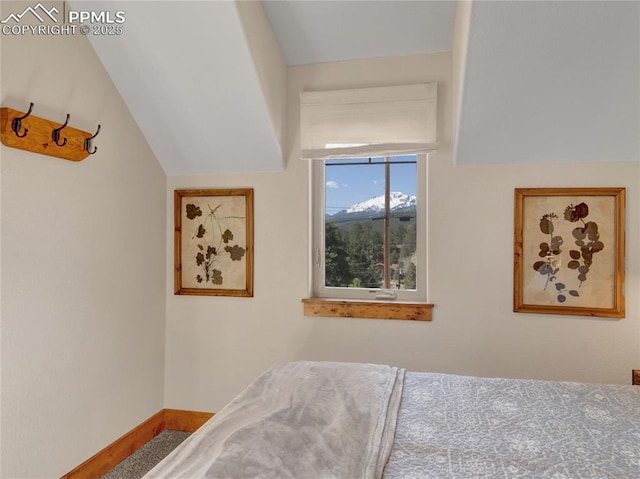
[514, 188, 625, 318]
[174, 188, 253, 297]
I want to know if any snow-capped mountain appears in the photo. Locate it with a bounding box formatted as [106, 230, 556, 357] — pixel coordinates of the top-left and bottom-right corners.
[345, 192, 416, 214]
[327, 192, 417, 226]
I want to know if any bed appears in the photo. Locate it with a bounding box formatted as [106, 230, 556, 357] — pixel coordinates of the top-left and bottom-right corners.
[144, 361, 640, 478]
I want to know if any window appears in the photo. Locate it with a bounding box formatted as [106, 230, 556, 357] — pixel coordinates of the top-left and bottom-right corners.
[311, 154, 427, 301]
[301, 82, 436, 312]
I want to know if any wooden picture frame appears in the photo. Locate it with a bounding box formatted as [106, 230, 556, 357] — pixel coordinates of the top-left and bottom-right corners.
[175, 188, 253, 297]
[514, 188, 625, 318]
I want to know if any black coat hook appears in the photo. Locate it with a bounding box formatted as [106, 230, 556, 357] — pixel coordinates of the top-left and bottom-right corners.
[12, 102, 34, 138]
[52, 113, 70, 146]
[84, 124, 101, 154]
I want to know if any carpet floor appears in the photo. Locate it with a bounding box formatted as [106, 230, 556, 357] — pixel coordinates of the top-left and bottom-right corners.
[101, 430, 190, 479]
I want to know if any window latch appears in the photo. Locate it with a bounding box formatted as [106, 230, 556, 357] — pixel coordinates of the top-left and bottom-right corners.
[374, 290, 397, 300]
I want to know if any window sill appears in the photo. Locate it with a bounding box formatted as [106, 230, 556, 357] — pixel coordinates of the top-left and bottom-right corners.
[302, 297, 433, 321]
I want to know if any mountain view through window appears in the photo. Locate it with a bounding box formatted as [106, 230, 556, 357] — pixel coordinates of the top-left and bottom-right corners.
[324, 156, 418, 291]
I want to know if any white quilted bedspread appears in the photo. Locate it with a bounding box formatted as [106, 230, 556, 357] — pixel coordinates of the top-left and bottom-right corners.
[383, 372, 640, 479]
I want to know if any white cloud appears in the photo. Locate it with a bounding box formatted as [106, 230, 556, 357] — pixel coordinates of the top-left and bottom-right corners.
[326, 181, 339, 189]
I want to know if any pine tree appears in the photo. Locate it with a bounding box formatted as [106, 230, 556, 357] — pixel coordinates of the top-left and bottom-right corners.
[325, 222, 353, 287]
[347, 222, 383, 288]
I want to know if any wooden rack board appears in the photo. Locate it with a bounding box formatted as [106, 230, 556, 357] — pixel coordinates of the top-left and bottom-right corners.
[1, 107, 93, 162]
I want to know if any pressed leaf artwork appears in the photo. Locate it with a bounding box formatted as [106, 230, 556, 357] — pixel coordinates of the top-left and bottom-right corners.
[531, 202, 605, 304]
[185, 201, 246, 287]
[518, 191, 619, 312]
[532, 209, 582, 303]
[515, 188, 624, 317]
[176, 192, 249, 293]
[175, 189, 253, 297]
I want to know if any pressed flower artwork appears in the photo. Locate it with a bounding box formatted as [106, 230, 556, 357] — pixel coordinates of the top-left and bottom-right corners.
[175, 189, 253, 297]
[514, 188, 624, 318]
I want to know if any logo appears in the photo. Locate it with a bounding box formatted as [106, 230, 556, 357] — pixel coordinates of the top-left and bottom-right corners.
[0, 2, 59, 24]
[1, 2, 126, 36]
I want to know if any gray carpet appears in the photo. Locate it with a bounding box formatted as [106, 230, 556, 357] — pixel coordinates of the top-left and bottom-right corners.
[101, 430, 191, 479]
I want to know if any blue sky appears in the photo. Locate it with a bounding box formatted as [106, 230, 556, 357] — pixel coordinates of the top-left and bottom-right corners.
[324, 156, 417, 215]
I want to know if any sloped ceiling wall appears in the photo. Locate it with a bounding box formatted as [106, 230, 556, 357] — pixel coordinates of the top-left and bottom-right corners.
[72, 0, 285, 175]
[455, 0, 639, 166]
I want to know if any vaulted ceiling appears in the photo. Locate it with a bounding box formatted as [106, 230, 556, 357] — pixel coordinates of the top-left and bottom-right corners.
[262, 1, 457, 66]
[74, 0, 639, 175]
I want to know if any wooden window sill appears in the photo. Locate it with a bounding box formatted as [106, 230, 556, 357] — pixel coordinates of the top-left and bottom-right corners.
[302, 297, 433, 321]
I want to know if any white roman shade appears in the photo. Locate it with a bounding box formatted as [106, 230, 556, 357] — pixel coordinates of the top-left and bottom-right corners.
[300, 83, 437, 160]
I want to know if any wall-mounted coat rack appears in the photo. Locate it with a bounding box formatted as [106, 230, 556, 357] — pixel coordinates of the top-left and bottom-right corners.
[0, 103, 101, 162]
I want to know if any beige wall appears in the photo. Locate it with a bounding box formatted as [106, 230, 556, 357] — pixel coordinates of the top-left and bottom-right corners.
[0, 2, 167, 476]
[164, 51, 640, 413]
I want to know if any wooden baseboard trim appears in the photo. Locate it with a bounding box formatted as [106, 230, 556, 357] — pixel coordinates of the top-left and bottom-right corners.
[163, 408, 215, 432]
[60, 408, 214, 479]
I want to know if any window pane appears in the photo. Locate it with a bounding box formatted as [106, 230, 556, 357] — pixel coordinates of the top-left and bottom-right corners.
[324, 156, 417, 290]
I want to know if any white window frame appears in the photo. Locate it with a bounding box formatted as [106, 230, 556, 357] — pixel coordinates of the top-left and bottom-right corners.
[310, 154, 428, 302]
